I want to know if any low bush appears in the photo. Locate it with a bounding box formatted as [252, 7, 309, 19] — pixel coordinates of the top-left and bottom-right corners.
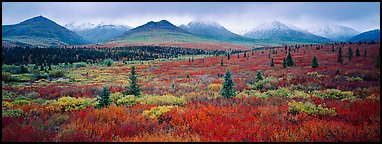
[142, 105, 174, 119]
[138, 94, 186, 106]
[288, 101, 337, 116]
[44, 96, 96, 112]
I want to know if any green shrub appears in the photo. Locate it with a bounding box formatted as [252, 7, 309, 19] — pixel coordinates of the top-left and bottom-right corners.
[37, 73, 49, 79]
[142, 106, 174, 119]
[2, 109, 24, 117]
[103, 59, 113, 67]
[49, 70, 65, 78]
[74, 62, 87, 68]
[110, 92, 124, 104]
[2, 90, 17, 100]
[311, 89, 355, 101]
[288, 101, 337, 116]
[116, 95, 137, 106]
[10, 74, 36, 82]
[10, 99, 30, 105]
[264, 87, 292, 98]
[254, 76, 278, 90]
[2, 72, 20, 82]
[345, 76, 363, 81]
[2, 65, 22, 74]
[292, 90, 310, 99]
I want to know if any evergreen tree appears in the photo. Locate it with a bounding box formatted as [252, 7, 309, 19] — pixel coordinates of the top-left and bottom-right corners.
[356, 48, 360, 57]
[127, 65, 141, 97]
[227, 52, 231, 60]
[20, 65, 29, 73]
[377, 53, 380, 69]
[282, 58, 287, 68]
[347, 47, 353, 61]
[220, 58, 224, 66]
[256, 70, 263, 82]
[364, 49, 367, 57]
[337, 47, 343, 65]
[285, 49, 295, 66]
[270, 58, 275, 67]
[377, 48, 380, 69]
[220, 68, 236, 99]
[311, 55, 319, 68]
[171, 81, 176, 93]
[96, 86, 111, 109]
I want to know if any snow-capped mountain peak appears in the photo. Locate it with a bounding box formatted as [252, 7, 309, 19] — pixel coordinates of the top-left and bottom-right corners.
[186, 21, 224, 29]
[64, 22, 99, 31]
[309, 24, 360, 41]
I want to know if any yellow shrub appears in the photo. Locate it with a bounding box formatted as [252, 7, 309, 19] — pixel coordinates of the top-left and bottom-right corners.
[116, 95, 137, 106]
[44, 96, 96, 112]
[208, 83, 222, 92]
[142, 106, 174, 119]
[110, 92, 123, 104]
[138, 94, 186, 106]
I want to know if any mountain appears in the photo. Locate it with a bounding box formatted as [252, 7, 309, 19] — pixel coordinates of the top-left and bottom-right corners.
[309, 25, 360, 42]
[109, 20, 220, 44]
[243, 21, 332, 43]
[73, 24, 131, 43]
[348, 29, 380, 42]
[179, 21, 243, 40]
[65, 22, 99, 32]
[2, 16, 87, 47]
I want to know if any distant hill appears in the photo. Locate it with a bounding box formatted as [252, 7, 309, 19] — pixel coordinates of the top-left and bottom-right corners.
[108, 20, 220, 44]
[309, 25, 360, 42]
[71, 24, 131, 43]
[2, 16, 88, 47]
[243, 21, 332, 43]
[347, 29, 380, 42]
[179, 21, 243, 40]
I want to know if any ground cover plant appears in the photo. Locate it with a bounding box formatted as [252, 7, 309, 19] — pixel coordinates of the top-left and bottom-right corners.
[2, 42, 380, 142]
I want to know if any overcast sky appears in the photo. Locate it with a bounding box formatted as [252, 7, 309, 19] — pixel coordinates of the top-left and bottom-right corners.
[2, 2, 380, 34]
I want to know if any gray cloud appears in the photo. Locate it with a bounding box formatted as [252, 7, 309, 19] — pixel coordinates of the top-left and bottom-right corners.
[2, 2, 380, 33]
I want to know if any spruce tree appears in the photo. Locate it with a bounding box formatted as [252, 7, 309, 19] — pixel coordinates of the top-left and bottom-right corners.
[220, 68, 236, 99]
[171, 81, 176, 93]
[311, 55, 319, 68]
[96, 86, 111, 109]
[356, 48, 360, 57]
[282, 58, 287, 68]
[364, 49, 367, 57]
[377, 48, 380, 69]
[337, 47, 343, 65]
[256, 70, 263, 82]
[270, 58, 275, 67]
[285, 49, 295, 66]
[127, 65, 141, 97]
[347, 47, 353, 61]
